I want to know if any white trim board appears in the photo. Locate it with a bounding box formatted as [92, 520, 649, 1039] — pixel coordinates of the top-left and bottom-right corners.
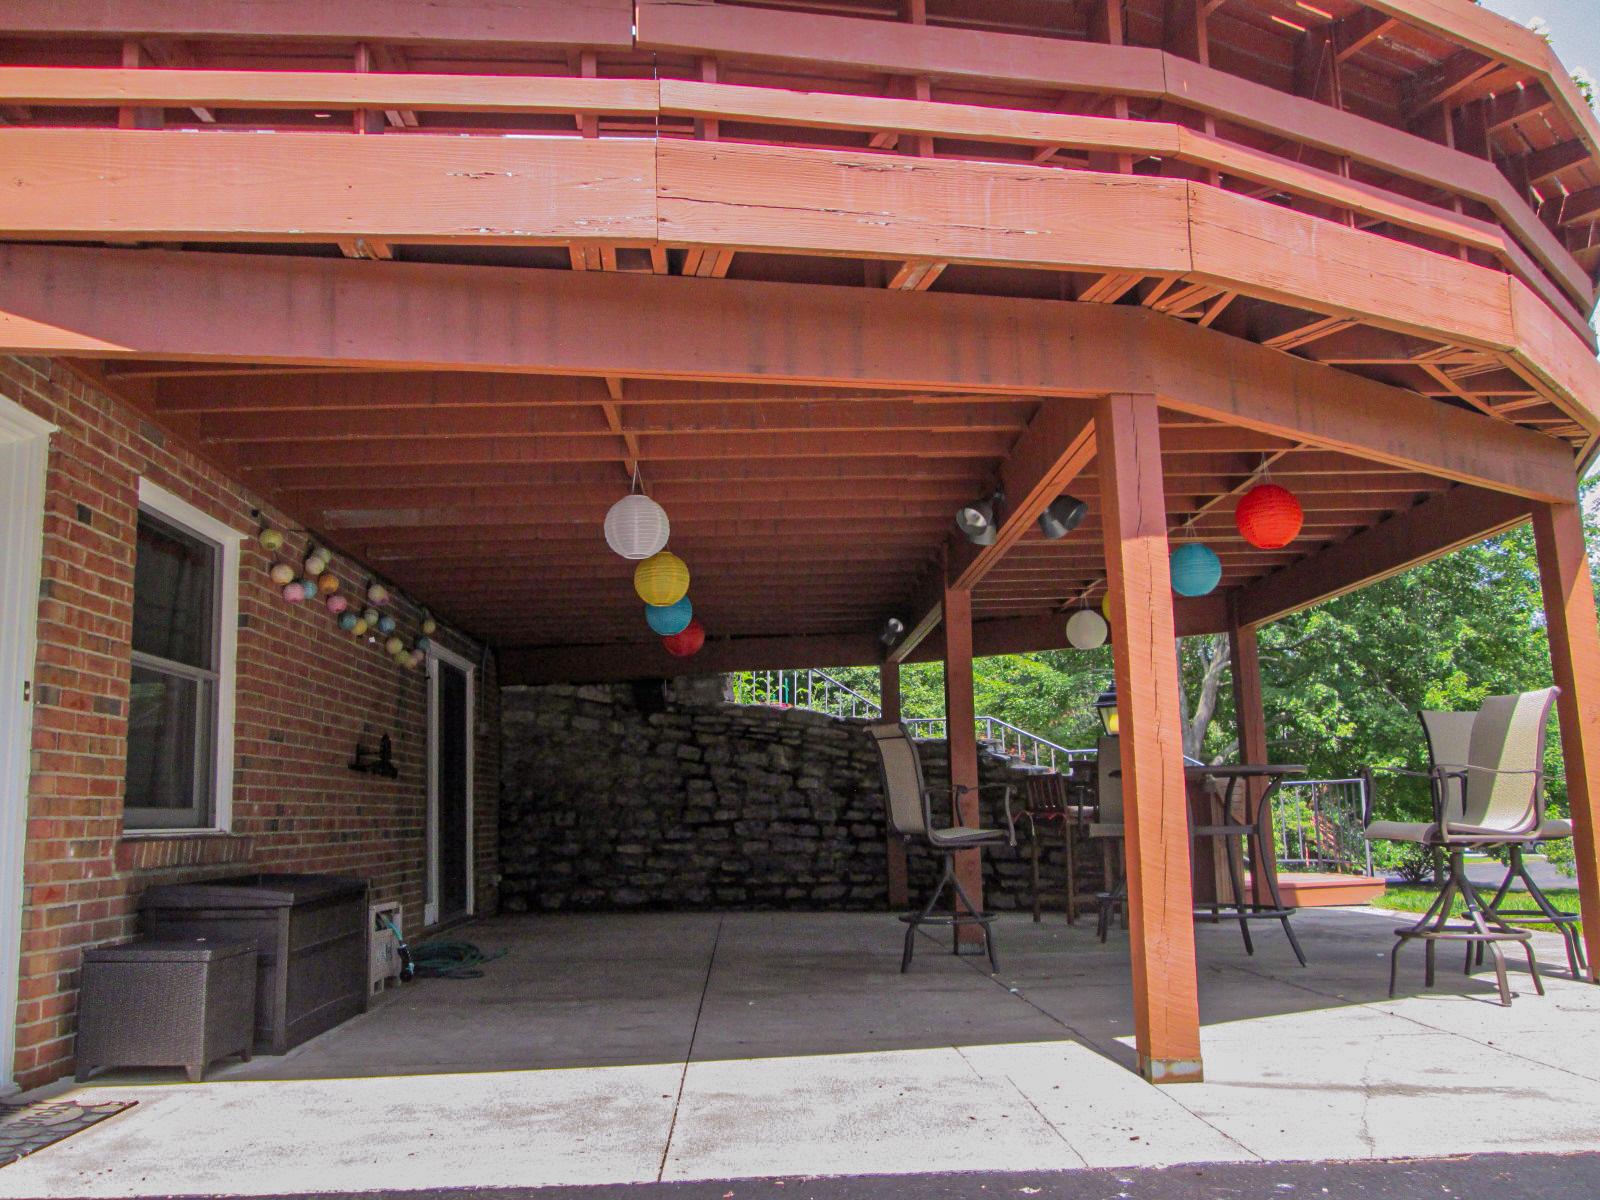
[425, 642, 476, 928]
[134, 478, 242, 834]
[0, 392, 54, 1091]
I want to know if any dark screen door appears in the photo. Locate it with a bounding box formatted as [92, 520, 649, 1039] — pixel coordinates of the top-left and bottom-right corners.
[436, 660, 471, 921]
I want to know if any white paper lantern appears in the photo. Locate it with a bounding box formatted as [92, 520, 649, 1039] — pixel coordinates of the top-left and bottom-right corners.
[1065, 609, 1109, 650]
[604, 494, 671, 560]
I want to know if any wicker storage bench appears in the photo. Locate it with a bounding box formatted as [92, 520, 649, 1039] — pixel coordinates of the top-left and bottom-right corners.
[76, 939, 256, 1082]
[139, 873, 370, 1055]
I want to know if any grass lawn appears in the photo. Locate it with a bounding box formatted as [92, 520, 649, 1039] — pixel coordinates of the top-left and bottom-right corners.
[1368, 884, 1582, 932]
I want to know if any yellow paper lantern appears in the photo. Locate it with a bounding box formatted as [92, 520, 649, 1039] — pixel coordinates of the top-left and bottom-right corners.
[634, 552, 690, 607]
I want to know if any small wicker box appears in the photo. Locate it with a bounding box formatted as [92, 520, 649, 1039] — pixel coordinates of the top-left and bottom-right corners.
[76, 939, 256, 1082]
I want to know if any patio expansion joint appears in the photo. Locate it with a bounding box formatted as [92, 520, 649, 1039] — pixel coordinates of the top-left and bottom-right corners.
[936, 928, 1262, 1163]
[656, 912, 724, 1184]
[1218, 956, 1600, 1088]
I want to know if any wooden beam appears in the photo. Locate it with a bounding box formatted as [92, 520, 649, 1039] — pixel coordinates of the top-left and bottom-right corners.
[942, 583, 985, 944]
[1404, 49, 1500, 118]
[881, 661, 910, 909]
[1531, 498, 1600, 981]
[0, 246, 1582, 499]
[1236, 486, 1532, 627]
[0, 0, 636, 47]
[1333, 10, 1399, 63]
[1095, 392, 1202, 1084]
[1520, 139, 1591, 189]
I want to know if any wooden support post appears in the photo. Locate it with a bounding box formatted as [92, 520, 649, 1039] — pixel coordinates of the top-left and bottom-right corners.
[942, 582, 985, 944]
[1096, 392, 1204, 1083]
[881, 659, 910, 909]
[1228, 601, 1277, 907]
[1531, 499, 1600, 982]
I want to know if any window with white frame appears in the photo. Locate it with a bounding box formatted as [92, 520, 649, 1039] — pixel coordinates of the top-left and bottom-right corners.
[124, 481, 239, 832]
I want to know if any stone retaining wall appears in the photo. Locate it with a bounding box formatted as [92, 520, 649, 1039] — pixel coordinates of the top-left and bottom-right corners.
[500, 680, 1105, 913]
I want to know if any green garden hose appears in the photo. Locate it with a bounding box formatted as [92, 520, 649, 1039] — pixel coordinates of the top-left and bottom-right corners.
[408, 939, 506, 979]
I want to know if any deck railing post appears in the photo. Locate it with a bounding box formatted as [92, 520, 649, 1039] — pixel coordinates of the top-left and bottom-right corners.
[1228, 601, 1278, 907]
[1096, 392, 1204, 1083]
[943, 580, 985, 944]
[880, 660, 910, 910]
[1532, 499, 1600, 982]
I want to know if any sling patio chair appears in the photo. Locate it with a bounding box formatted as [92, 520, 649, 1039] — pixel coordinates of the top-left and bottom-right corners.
[1364, 688, 1557, 1006]
[865, 721, 1018, 973]
[1422, 701, 1586, 979]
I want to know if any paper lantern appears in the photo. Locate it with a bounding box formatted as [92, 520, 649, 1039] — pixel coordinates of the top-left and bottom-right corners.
[663, 618, 706, 658]
[408, 650, 425, 668]
[317, 573, 340, 594]
[367, 583, 390, 605]
[1101, 593, 1112, 621]
[604, 494, 672, 560]
[385, 635, 405, 655]
[327, 594, 349, 615]
[377, 615, 397, 635]
[269, 562, 296, 586]
[257, 527, 285, 551]
[1065, 609, 1109, 650]
[362, 607, 380, 626]
[351, 618, 369, 636]
[421, 617, 437, 636]
[415, 635, 432, 651]
[339, 611, 359, 631]
[1170, 542, 1222, 597]
[304, 552, 328, 577]
[1236, 483, 1303, 550]
[634, 552, 690, 606]
[281, 582, 305, 602]
[645, 597, 694, 636]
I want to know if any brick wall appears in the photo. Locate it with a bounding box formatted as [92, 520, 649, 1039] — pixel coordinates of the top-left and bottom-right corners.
[2, 355, 499, 1091]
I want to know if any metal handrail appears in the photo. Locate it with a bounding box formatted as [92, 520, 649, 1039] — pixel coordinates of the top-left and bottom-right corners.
[903, 715, 1094, 774]
[1271, 777, 1374, 876]
[726, 669, 882, 720]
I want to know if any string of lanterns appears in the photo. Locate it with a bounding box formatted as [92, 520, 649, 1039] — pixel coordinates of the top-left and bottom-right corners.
[603, 483, 707, 658]
[1065, 475, 1304, 648]
[256, 522, 431, 670]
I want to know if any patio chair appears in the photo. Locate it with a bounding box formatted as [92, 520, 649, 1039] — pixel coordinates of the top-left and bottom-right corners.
[1364, 689, 1557, 1005]
[1088, 736, 1126, 942]
[1021, 770, 1093, 924]
[1422, 704, 1585, 979]
[865, 722, 1018, 973]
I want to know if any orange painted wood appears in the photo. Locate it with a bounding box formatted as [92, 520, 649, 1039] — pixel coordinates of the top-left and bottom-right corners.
[658, 139, 1194, 274]
[638, 0, 1593, 310]
[0, 245, 1581, 500]
[1095, 392, 1203, 1084]
[1253, 872, 1387, 907]
[942, 583, 985, 942]
[654, 78, 1585, 328]
[881, 661, 910, 909]
[0, 129, 656, 244]
[1531, 500, 1600, 982]
[1238, 486, 1532, 627]
[0, 66, 660, 115]
[0, 0, 636, 46]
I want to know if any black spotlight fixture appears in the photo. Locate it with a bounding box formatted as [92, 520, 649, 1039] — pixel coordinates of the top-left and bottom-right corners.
[880, 616, 906, 646]
[1037, 495, 1088, 540]
[955, 489, 1005, 546]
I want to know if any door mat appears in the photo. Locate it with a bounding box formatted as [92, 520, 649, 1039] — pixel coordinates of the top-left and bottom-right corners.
[0, 1099, 136, 1168]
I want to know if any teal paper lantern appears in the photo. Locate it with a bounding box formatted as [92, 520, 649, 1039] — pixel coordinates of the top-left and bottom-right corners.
[1170, 542, 1222, 597]
[645, 596, 693, 636]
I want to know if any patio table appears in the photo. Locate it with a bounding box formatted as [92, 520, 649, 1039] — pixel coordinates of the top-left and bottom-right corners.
[1187, 763, 1308, 965]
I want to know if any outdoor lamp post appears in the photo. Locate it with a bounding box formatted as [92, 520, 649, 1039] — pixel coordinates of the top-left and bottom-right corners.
[1094, 686, 1119, 736]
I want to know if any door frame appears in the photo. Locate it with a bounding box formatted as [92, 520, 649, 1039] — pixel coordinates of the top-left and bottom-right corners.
[0, 393, 54, 1092]
[424, 642, 476, 927]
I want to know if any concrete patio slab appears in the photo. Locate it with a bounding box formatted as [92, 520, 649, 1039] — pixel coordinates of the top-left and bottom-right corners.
[2, 907, 1597, 1198]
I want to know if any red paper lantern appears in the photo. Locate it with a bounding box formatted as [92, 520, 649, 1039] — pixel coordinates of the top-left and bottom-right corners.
[1235, 483, 1303, 549]
[663, 619, 706, 658]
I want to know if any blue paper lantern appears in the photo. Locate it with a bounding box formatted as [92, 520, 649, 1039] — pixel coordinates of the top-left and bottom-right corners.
[1170, 542, 1222, 597]
[377, 615, 397, 634]
[645, 597, 694, 636]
